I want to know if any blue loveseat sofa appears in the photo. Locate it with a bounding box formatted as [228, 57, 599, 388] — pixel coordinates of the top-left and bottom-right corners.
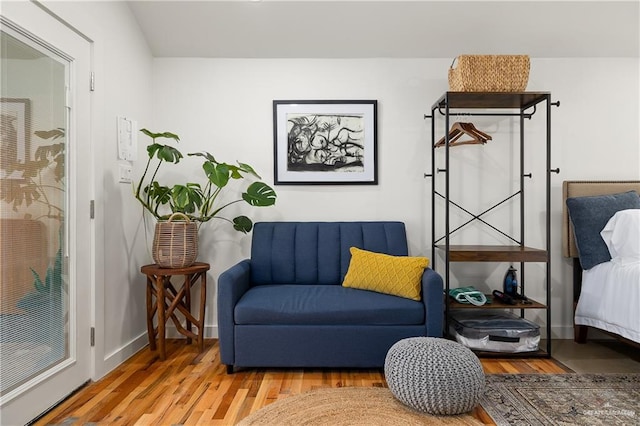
[217, 221, 443, 372]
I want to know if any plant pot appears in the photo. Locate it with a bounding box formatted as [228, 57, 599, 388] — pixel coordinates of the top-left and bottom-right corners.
[152, 213, 198, 268]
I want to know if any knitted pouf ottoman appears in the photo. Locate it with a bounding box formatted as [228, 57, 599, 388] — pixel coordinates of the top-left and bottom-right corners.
[384, 337, 485, 415]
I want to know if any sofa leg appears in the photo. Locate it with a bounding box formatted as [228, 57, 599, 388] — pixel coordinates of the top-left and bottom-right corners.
[226, 365, 234, 374]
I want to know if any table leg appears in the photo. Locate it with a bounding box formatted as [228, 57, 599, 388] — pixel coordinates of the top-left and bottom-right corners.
[185, 273, 192, 344]
[157, 275, 166, 360]
[146, 276, 156, 351]
[142, 264, 210, 361]
[198, 272, 207, 352]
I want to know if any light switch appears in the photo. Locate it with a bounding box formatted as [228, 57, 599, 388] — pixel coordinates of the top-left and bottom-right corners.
[119, 164, 133, 184]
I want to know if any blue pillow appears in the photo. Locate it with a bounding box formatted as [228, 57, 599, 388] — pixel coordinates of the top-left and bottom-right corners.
[566, 190, 640, 269]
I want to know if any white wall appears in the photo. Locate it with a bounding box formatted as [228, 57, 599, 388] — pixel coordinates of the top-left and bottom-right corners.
[42, 0, 154, 378]
[152, 57, 639, 340]
[150, 57, 441, 335]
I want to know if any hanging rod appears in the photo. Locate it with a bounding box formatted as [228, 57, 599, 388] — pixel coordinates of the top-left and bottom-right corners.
[437, 104, 536, 119]
[426, 99, 560, 120]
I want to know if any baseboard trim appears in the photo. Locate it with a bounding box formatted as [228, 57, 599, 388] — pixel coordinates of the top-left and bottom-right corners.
[550, 325, 574, 340]
[549, 325, 615, 341]
[102, 332, 148, 376]
[97, 326, 218, 380]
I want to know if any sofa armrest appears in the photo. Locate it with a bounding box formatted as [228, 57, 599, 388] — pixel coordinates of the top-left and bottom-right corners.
[421, 268, 444, 337]
[217, 259, 252, 366]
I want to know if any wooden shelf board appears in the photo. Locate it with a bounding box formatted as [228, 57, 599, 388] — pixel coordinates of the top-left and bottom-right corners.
[433, 91, 550, 110]
[436, 245, 548, 262]
[448, 295, 546, 310]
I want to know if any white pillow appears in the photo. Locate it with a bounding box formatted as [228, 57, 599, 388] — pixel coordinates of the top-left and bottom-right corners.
[600, 209, 640, 259]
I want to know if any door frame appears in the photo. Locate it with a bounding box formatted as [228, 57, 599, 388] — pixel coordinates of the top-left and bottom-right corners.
[0, 2, 97, 424]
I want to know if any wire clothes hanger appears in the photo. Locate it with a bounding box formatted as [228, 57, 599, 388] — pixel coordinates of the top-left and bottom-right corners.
[435, 121, 492, 147]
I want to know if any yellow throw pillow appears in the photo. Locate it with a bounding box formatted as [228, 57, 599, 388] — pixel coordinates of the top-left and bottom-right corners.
[342, 247, 429, 301]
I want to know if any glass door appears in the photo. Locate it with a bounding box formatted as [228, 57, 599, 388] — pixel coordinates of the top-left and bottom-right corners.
[0, 27, 69, 395]
[0, 2, 92, 423]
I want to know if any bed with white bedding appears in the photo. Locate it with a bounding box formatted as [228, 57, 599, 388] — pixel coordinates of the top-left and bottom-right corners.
[576, 252, 640, 343]
[562, 181, 640, 345]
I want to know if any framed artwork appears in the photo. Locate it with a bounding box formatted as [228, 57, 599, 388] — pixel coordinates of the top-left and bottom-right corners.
[273, 100, 377, 185]
[1, 98, 31, 172]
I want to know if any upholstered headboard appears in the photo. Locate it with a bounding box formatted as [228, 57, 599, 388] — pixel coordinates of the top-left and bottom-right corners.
[562, 180, 640, 258]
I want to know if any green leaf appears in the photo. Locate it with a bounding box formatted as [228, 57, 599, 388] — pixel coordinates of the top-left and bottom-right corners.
[44, 265, 54, 290]
[237, 162, 262, 179]
[141, 128, 180, 142]
[242, 182, 277, 206]
[157, 145, 183, 163]
[31, 268, 46, 292]
[141, 129, 181, 162]
[146, 182, 172, 206]
[53, 155, 65, 182]
[204, 162, 230, 188]
[160, 131, 180, 140]
[34, 128, 65, 140]
[52, 246, 63, 291]
[146, 143, 163, 158]
[229, 165, 243, 180]
[34, 143, 64, 162]
[188, 151, 217, 163]
[0, 180, 42, 211]
[232, 215, 253, 233]
[171, 184, 203, 214]
[23, 159, 48, 178]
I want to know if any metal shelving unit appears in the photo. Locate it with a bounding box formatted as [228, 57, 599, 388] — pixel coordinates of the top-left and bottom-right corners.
[427, 91, 559, 357]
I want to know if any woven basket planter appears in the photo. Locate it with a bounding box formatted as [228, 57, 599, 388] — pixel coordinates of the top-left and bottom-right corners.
[152, 213, 198, 268]
[448, 55, 530, 92]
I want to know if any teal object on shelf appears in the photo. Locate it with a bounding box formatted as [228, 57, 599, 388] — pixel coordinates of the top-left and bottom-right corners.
[448, 286, 487, 306]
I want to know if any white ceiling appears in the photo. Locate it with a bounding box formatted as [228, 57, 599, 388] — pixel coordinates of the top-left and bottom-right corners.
[127, 0, 640, 58]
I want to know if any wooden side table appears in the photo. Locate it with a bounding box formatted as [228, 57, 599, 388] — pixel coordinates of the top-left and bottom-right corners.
[141, 262, 210, 360]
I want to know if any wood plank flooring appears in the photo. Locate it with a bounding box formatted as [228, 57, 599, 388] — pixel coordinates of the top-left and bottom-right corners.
[34, 339, 571, 426]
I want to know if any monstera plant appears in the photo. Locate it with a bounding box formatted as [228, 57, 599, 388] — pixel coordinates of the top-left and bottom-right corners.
[133, 128, 277, 233]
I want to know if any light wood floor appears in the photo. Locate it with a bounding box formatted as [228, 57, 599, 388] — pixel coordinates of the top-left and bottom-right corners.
[34, 339, 571, 426]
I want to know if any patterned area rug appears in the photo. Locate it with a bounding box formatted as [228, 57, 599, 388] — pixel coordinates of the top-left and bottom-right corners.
[479, 373, 640, 426]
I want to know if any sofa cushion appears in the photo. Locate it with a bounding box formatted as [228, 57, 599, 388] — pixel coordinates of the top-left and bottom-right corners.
[342, 247, 428, 301]
[235, 285, 424, 325]
[250, 222, 409, 285]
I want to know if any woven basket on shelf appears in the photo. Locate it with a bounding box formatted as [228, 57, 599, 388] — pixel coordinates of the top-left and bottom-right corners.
[152, 212, 198, 268]
[448, 55, 530, 92]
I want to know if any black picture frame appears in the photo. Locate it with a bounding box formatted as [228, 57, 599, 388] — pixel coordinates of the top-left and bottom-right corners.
[273, 100, 377, 185]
